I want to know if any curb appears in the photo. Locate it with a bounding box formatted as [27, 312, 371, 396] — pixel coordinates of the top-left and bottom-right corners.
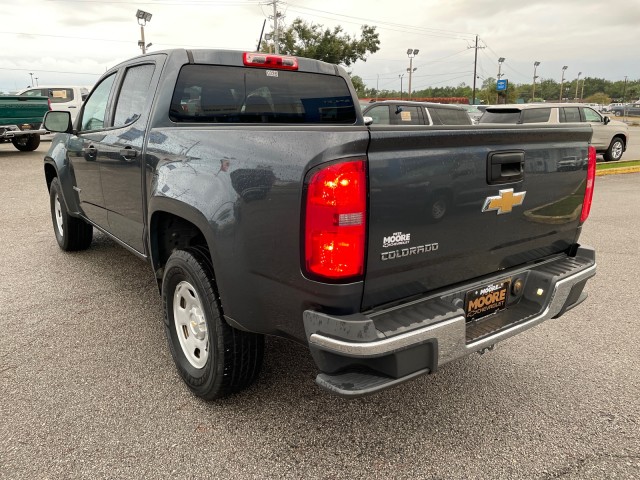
[596, 165, 640, 176]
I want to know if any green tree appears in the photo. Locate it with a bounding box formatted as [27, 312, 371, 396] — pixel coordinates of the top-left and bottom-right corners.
[263, 18, 380, 67]
[585, 92, 611, 105]
[350, 75, 367, 97]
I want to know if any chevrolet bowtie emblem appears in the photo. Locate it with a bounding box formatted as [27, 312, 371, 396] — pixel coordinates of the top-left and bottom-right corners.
[482, 188, 526, 215]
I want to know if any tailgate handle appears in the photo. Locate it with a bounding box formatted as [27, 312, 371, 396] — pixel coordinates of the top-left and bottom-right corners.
[487, 151, 524, 184]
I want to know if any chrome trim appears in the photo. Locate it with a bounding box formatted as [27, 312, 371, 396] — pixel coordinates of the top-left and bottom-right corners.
[309, 263, 596, 367]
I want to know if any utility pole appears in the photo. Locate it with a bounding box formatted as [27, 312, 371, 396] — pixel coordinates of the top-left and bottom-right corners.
[559, 65, 568, 102]
[580, 77, 586, 101]
[532, 61, 540, 102]
[622, 76, 628, 103]
[376, 74, 379, 101]
[399, 74, 404, 99]
[497, 57, 505, 104]
[575, 72, 582, 100]
[469, 36, 484, 105]
[406, 49, 418, 99]
[271, 0, 280, 54]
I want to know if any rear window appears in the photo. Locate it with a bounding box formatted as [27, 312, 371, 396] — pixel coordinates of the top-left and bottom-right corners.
[479, 109, 521, 124]
[170, 64, 356, 124]
[428, 107, 472, 125]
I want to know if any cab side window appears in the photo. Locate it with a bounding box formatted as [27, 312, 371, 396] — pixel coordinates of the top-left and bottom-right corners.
[366, 106, 391, 125]
[81, 74, 116, 131]
[113, 64, 155, 127]
[391, 105, 421, 125]
[582, 107, 601, 123]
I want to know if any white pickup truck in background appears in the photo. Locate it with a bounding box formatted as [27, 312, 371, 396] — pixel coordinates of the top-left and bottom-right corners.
[17, 85, 90, 124]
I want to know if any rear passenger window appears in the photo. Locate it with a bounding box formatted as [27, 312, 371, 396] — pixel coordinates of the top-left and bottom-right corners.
[561, 107, 581, 123]
[521, 108, 551, 123]
[170, 65, 356, 124]
[429, 107, 472, 125]
[114, 64, 155, 127]
[48, 88, 74, 104]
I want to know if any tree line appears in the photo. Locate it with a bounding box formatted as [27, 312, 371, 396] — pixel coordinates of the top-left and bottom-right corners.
[352, 76, 640, 105]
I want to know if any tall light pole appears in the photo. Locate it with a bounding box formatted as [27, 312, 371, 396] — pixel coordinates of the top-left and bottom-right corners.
[497, 57, 505, 103]
[35, 77, 39, 86]
[399, 74, 405, 100]
[559, 65, 568, 102]
[29, 72, 34, 87]
[580, 77, 586, 101]
[532, 61, 540, 102]
[406, 48, 419, 99]
[575, 71, 582, 100]
[136, 9, 152, 54]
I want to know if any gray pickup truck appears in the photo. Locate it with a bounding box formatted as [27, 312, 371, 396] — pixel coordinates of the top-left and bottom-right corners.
[42, 49, 597, 399]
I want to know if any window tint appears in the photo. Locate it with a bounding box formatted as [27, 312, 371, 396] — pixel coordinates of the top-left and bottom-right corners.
[366, 105, 390, 124]
[81, 74, 116, 131]
[48, 88, 74, 104]
[478, 110, 521, 124]
[170, 65, 356, 124]
[582, 107, 601, 122]
[561, 107, 581, 123]
[390, 105, 421, 125]
[521, 108, 551, 123]
[429, 107, 472, 125]
[114, 64, 155, 127]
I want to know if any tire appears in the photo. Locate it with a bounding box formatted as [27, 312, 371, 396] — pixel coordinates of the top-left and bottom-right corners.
[162, 248, 264, 400]
[614, 111, 622, 117]
[12, 134, 40, 152]
[603, 137, 625, 162]
[49, 178, 93, 251]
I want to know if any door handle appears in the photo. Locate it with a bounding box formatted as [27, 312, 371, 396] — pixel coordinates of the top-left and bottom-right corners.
[119, 147, 137, 162]
[83, 146, 97, 157]
[487, 151, 524, 184]
[68, 106, 77, 109]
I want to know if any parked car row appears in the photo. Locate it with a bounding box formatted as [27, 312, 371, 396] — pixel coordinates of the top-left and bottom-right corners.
[361, 101, 629, 162]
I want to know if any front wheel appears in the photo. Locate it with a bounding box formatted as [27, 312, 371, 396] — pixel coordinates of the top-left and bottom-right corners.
[12, 134, 40, 152]
[162, 249, 264, 400]
[49, 178, 93, 251]
[603, 137, 624, 162]
[614, 111, 622, 117]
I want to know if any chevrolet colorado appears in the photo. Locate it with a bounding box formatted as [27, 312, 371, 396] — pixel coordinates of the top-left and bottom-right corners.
[42, 49, 596, 399]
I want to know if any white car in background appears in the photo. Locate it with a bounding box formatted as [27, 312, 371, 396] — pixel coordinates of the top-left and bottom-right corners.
[479, 103, 628, 161]
[17, 85, 90, 124]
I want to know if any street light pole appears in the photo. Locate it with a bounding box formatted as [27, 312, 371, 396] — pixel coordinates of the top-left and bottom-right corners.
[575, 72, 582, 100]
[406, 48, 419, 99]
[497, 57, 505, 104]
[559, 65, 568, 102]
[29, 72, 34, 87]
[399, 74, 404, 100]
[136, 9, 152, 54]
[532, 61, 540, 102]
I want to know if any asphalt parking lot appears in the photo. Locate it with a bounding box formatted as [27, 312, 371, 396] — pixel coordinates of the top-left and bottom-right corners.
[1, 142, 639, 479]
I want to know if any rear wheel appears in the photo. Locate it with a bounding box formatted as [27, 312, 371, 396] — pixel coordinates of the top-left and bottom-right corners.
[614, 110, 622, 117]
[12, 134, 40, 152]
[162, 248, 264, 399]
[49, 178, 93, 251]
[603, 137, 624, 162]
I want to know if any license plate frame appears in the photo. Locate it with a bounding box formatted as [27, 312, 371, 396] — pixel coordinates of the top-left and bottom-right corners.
[464, 280, 510, 321]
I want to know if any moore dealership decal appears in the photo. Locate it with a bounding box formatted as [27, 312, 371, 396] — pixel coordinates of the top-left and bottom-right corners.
[383, 232, 411, 248]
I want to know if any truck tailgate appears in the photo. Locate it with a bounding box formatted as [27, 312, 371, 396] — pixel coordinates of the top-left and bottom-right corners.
[363, 124, 593, 310]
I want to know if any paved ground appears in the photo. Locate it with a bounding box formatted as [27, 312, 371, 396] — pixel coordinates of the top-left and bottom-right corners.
[1, 142, 639, 479]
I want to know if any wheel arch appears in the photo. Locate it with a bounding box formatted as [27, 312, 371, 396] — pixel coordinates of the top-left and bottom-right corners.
[148, 197, 218, 291]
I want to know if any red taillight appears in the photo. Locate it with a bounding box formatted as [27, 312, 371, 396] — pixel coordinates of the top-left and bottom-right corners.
[243, 52, 298, 70]
[304, 160, 367, 280]
[580, 145, 597, 223]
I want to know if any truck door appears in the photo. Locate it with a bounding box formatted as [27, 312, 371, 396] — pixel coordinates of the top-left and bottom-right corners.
[66, 73, 118, 229]
[98, 60, 162, 254]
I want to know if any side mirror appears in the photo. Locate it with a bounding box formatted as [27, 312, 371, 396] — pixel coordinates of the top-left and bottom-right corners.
[43, 111, 72, 133]
[603, 116, 610, 125]
[363, 116, 373, 126]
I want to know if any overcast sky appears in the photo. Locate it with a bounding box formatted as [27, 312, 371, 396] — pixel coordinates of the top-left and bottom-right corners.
[2, 0, 639, 93]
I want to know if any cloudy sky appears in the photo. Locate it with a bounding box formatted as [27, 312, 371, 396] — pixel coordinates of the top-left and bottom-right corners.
[1, 0, 639, 93]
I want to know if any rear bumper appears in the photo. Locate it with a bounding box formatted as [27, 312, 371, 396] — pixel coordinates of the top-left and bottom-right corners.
[304, 246, 596, 397]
